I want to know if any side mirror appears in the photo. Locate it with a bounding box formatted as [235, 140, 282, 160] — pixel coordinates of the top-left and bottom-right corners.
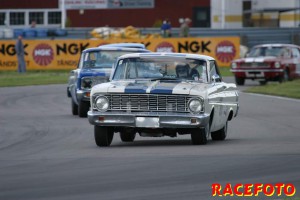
[70, 70, 76, 75]
[212, 74, 221, 83]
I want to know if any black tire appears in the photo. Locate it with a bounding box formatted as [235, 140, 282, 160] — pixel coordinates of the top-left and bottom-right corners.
[67, 87, 71, 97]
[120, 131, 136, 142]
[71, 99, 78, 115]
[235, 76, 245, 86]
[211, 121, 228, 141]
[259, 80, 267, 85]
[279, 69, 290, 83]
[94, 126, 114, 147]
[78, 101, 89, 118]
[191, 124, 209, 145]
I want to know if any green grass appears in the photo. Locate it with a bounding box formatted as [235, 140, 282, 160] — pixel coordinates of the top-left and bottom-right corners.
[245, 79, 300, 99]
[0, 68, 232, 88]
[0, 70, 70, 87]
[219, 67, 233, 77]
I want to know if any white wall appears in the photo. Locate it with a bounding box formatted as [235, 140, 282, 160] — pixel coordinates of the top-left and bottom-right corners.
[211, 0, 242, 29]
[211, 0, 300, 28]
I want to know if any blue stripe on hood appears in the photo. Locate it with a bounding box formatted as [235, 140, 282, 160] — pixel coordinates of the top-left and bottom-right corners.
[150, 82, 178, 94]
[124, 83, 147, 94]
[123, 81, 178, 94]
[79, 72, 107, 78]
[150, 86, 173, 94]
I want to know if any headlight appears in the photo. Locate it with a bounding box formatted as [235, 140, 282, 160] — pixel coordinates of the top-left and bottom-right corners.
[81, 77, 92, 89]
[188, 98, 203, 114]
[274, 62, 280, 68]
[95, 96, 109, 111]
[231, 62, 237, 69]
[81, 77, 108, 89]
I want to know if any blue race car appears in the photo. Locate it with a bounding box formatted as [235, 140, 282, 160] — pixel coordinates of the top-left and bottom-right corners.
[67, 43, 150, 117]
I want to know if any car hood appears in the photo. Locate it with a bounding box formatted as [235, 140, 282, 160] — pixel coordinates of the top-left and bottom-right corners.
[79, 68, 111, 78]
[233, 56, 278, 63]
[92, 80, 208, 96]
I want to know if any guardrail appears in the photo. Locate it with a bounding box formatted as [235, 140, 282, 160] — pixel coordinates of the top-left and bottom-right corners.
[2, 27, 300, 48]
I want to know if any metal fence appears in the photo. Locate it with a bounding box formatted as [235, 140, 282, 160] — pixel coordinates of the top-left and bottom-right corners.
[65, 27, 300, 48]
[2, 27, 300, 48]
[138, 27, 300, 48]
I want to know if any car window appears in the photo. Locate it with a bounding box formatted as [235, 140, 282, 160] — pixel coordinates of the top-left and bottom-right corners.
[209, 61, 222, 82]
[82, 50, 144, 69]
[281, 48, 292, 58]
[113, 60, 126, 79]
[248, 46, 283, 57]
[292, 48, 300, 58]
[113, 57, 208, 82]
[78, 53, 84, 68]
[128, 63, 138, 79]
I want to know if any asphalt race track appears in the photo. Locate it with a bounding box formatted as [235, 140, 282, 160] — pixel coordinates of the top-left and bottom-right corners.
[0, 80, 300, 200]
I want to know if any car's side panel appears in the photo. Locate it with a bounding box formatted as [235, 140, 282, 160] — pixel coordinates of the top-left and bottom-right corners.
[69, 69, 79, 104]
[207, 83, 238, 132]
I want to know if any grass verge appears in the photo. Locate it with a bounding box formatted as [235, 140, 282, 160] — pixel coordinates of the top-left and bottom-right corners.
[0, 70, 70, 87]
[245, 79, 300, 99]
[0, 68, 232, 88]
[219, 67, 233, 77]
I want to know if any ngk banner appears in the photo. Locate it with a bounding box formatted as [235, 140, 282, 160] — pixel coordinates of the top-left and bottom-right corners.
[0, 37, 239, 70]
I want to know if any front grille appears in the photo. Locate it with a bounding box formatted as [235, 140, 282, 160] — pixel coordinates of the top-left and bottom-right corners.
[103, 94, 192, 113]
[240, 62, 269, 68]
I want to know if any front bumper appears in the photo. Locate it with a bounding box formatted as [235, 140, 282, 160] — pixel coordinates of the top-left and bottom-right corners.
[88, 111, 210, 128]
[230, 68, 284, 79]
[76, 89, 91, 102]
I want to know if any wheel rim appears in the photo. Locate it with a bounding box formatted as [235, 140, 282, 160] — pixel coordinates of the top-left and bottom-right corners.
[205, 123, 210, 140]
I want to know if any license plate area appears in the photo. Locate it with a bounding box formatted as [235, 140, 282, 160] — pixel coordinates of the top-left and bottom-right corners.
[136, 117, 159, 128]
[246, 71, 264, 77]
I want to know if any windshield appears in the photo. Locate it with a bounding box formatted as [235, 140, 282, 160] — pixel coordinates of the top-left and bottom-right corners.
[82, 50, 139, 68]
[248, 46, 283, 57]
[113, 57, 208, 82]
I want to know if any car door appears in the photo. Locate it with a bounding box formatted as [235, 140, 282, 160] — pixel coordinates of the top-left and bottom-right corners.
[281, 47, 293, 77]
[208, 60, 228, 132]
[291, 47, 300, 78]
[70, 53, 85, 103]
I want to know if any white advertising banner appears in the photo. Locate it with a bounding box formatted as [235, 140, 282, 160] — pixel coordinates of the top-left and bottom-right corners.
[59, 0, 154, 9]
[107, 0, 154, 9]
[60, 0, 108, 9]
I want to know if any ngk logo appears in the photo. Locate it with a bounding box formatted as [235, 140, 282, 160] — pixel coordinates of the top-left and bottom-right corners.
[215, 41, 236, 63]
[32, 44, 54, 66]
[217, 46, 233, 53]
[155, 42, 175, 52]
[34, 49, 51, 56]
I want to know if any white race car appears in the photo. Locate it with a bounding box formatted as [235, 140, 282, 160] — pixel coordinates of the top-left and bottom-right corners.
[88, 53, 239, 146]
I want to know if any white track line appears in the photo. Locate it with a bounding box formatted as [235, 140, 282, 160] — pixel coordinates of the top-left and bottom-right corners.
[241, 92, 300, 103]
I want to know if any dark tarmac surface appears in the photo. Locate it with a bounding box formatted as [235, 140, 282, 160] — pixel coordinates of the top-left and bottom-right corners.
[0, 79, 299, 200]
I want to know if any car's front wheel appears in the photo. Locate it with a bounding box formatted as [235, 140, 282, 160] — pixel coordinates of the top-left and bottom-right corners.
[259, 80, 267, 85]
[94, 126, 114, 147]
[235, 76, 245, 85]
[120, 131, 136, 142]
[279, 69, 290, 83]
[211, 121, 228, 140]
[71, 99, 78, 115]
[191, 124, 209, 145]
[78, 101, 89, 118]
[67, 87, 71, 97]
